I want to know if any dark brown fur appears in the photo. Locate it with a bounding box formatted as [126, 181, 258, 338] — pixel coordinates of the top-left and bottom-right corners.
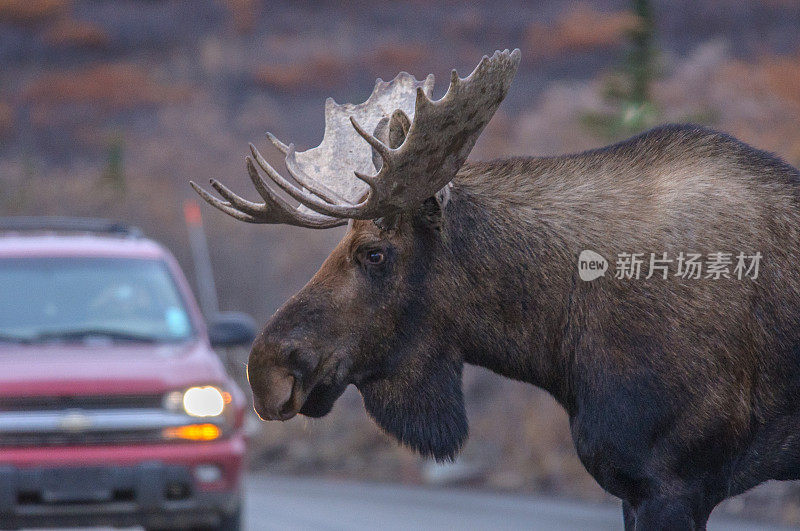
[248, 124, 800, 530]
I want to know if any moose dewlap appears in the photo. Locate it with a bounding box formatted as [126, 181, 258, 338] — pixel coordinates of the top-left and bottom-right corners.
[192, 49, 800, 530]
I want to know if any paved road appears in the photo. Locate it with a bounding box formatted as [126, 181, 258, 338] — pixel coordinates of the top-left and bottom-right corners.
[244, 475, 794, 531]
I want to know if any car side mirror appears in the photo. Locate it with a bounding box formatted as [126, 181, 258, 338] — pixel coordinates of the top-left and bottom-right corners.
[207, 311, 257, 348]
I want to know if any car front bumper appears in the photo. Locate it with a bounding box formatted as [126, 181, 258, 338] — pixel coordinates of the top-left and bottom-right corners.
[0, 436, 244, 529]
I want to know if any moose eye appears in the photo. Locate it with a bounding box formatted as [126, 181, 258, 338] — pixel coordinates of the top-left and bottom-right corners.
[365, 249, 385, 266]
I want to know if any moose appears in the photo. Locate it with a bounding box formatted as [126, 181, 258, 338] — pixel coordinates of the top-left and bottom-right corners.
[192, 49, 800, 529]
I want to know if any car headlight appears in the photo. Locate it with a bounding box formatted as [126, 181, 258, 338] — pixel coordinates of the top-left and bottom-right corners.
[182, 386, 226, 417]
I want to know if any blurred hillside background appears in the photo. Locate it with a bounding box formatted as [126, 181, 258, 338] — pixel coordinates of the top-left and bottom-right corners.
[2, 0, 800, 525]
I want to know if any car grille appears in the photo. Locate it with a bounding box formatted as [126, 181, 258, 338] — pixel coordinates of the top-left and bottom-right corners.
[0, 394, 219, 447]
[0, 394, 164, 412]
[0, 428, 166, 447]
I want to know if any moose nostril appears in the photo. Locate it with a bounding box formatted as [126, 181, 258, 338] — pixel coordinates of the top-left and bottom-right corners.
[278, 388, 297, 416]
[276, 374, 296, 412]
[252, 369, 297, 420]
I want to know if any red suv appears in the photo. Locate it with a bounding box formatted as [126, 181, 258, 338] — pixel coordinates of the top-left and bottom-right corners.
[0, 218, 254, 530]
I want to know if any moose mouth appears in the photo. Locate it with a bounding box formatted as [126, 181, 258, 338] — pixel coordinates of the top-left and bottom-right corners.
[253, 372, 347, 421]
[298, 380, 347, 418]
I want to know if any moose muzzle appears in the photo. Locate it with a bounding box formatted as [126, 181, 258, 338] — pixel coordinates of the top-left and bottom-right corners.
[247, 351, 301, 421]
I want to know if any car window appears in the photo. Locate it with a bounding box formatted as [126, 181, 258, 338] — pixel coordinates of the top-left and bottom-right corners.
[0, 257, 195, 343]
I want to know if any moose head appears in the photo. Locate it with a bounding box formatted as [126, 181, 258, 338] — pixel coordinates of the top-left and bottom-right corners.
[192, 50, 521, 460]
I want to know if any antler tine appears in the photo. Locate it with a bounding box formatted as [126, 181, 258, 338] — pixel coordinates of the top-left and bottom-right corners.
[243, 158, 346, 228]
[189, 159, 347, 228]
[245, 155, 283, 205]
[209, 170, 328, 225]
[266, 132, 289, 155]
[414, 86, 434, 116]
[209, 178, 268, 217]
[189, 181, 262, 223]
[349, 116, 392, 161]
[250, 143, 369, 218]
[449, 69, 460, 89]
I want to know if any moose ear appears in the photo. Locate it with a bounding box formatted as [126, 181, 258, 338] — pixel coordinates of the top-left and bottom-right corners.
[371, 109, 411, 172]
[387, 109, 411, 148]
[417, 184, 451, 231]
[358, 350, 467, 462]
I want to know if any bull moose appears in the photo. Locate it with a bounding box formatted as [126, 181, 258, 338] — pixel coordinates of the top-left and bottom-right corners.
[191, 49, 800, 529]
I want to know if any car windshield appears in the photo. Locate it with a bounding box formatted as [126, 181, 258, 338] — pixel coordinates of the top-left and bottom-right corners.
[0, 257, 195, 343]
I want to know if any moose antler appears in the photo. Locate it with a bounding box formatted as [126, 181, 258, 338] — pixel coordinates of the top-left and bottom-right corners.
[191, 49, 520, 226]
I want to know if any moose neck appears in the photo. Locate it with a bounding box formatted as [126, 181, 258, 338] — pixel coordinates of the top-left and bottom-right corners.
[440, 161, 578, 408]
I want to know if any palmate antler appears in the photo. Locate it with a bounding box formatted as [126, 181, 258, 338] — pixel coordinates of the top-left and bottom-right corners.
[191, 49, 521, 228]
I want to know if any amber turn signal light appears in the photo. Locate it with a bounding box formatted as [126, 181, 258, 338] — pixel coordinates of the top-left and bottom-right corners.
[163, 423, 221, 441]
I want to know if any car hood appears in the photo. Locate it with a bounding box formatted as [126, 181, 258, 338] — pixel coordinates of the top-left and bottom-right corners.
[0, 340, 229, 397]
